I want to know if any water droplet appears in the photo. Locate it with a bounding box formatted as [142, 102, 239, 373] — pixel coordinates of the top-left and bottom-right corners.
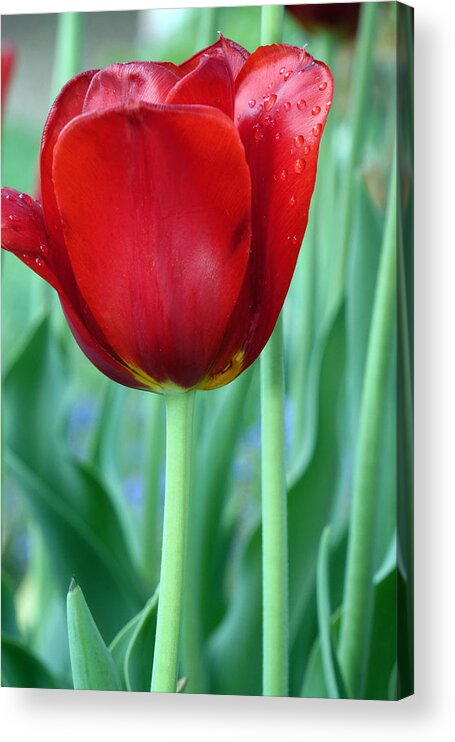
[280, 169, 288, 181]
[267, 82, 273, 90]
[264, 93, 277, 112]
[297, 99, 306, 110]
[284, 70, 293, 81]
[35, 256, 44, 267]
[275, 132, 282, 141]
[312, 123, 322, 137]
[8, 214, 19, 222]
[253, 124, 264, 141]
[263, 115, 275, 128]
[303, 144, 311, 155]
[288, 234, 299, 246]
[279, 66, 286, 75]
[237, 114, 241, 121]
[325, 100, 332, 110]
[289, 195, 297, 206]
[294, 159, 305, 174]
[39, 243, 48, 256]
[4, 193, 11, 200]
[257, 103, 264, 111]
[319, 81, 327, 91]
[283, 101, 291, 112]
[248, 99, 256, 108]
[294, 135, 305, 147]
[18, 193, 24, 199]
[312, 106, 321, 116]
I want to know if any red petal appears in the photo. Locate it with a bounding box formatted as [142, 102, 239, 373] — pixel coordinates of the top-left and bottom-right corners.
[52, 103, 252, 390]
[166, 53, 234, 118]
[41, 71, 97, 249]
[83, 62, 179, 112]
[61, 298, 154, 391]
[1, 187, 58, 290]
[209, 45, 333, 378]
[169, 35, 249, 81]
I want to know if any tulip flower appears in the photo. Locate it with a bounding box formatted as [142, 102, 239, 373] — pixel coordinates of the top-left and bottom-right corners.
[1, 36, 333, 394]
[1, 43, 16, 111]
[287, 3, 360, 39]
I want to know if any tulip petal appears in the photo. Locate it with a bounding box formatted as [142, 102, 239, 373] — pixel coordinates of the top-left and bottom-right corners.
[208, 45, 333, 378]
[1, 188, 58, 290]
[165, 54, 234, 118]
[52, 103, 252, 390]
[83, 63, 179, 112]
[166, 35, 249, 81]
[1, 188, 151, 390]
[41, 70, 97, 251]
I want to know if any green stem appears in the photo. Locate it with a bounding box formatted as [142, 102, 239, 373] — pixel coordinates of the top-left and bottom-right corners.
[332, 2, 380, 310]
[259, 3, 287, 699]
[51, 12, 83, 100]
[260, 4, 284, 45]
[142, 394, 165, 590]
[338, 146, 397, 697]
[151, 391, 195, 693]
[260, 316, 289, 697]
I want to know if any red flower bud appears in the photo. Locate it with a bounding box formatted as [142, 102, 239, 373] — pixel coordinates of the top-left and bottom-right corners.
[1, 36, 333, 393]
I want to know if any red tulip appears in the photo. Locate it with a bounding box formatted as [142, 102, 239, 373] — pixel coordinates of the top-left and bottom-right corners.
[1, 36, 333, 393]
[1, 43, 16, 111]
[287, 3, 360, 39]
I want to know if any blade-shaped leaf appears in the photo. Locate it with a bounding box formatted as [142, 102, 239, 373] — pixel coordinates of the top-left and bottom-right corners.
[67, 579, 121, 691]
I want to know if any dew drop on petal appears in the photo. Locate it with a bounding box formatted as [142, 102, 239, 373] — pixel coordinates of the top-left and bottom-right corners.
[312, 106, 321, 116]
[18, 193, 24, 199]
[275, 131, 282, 141]
[312, 123, 322, 136]
[263, 115, 275, 128]
[284, 70, 293, 81]
[288, 234, 299, 246]
[303, 144, 311, 154]
[294, 159, 305, 174]
[319, 81, 328, 91]
[279, 66, 286, 75]
[283, 101, 291, 112]
[264, 93, 277, 112]
[325, 100, 332, 110]
[35, 256, 44, 267]
[248, 99, 256, 108]
[280, 168, 288, 181]
[5, 194, 11, 200]
[297, 99, 306, 110]
[253, 124, 264, 141]
[294, 135, 305, 147]
[39, 243, 48, 256]
[289, 195, 297, 206]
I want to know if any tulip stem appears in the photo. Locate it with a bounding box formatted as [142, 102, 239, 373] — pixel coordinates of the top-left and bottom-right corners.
[338, 146, 397, 697]
[333, 1, 379, 309]
[260, 316, 289, 697]
[51, 12, 83, 100]
[260, 4, 284, 45]
[151, 391, 195, 693]
[259, 2, 288, 699]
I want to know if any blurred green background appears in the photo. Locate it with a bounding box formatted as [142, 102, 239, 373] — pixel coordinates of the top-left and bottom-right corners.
[1, 3, 413, 698]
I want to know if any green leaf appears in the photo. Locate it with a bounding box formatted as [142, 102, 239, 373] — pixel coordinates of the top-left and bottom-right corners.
[1, 635, 59, 689]
[1, 573, 19, 639]
[124, 588, 159, 692]
[109, 612, 143, 691]
[3, 317, 145, 638]
[67, 579, 121, 691]
[316, 527, 348, 699]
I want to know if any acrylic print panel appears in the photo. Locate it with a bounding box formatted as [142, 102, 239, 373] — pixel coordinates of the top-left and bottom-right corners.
[1, 2, 413, 699]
